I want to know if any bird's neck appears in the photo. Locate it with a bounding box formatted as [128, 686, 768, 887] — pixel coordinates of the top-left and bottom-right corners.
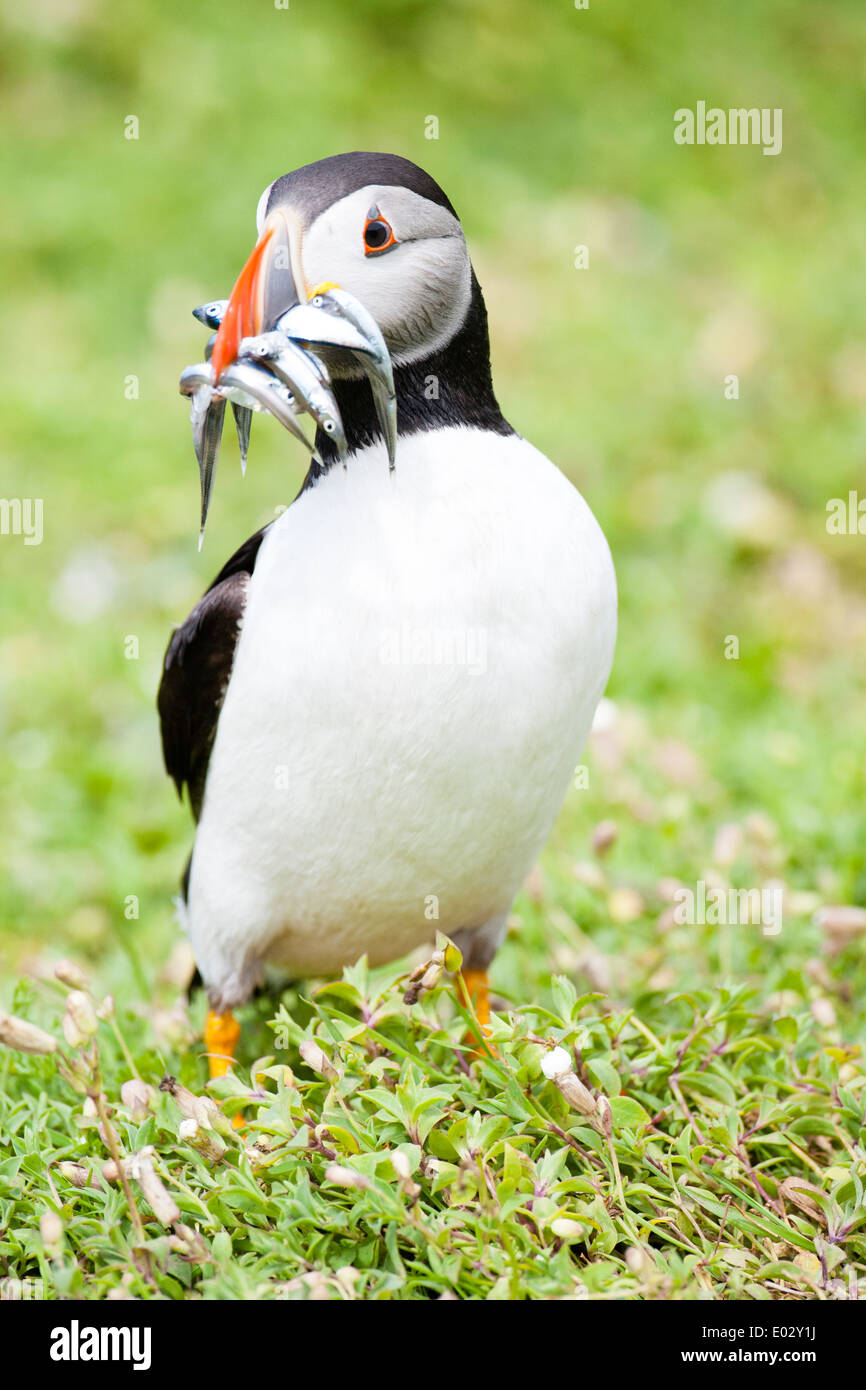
[309, 272, 514, 475]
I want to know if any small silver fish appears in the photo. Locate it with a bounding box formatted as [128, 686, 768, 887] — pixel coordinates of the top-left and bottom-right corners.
[231, 404, 252, 476]
[187, 383, 225, 550]
[241, 334, 346, 459]
[193, 300, 229, 331]
[323, 288, 396, 470]
[180, 285, 397, 544]
[216, 361, 314, 455]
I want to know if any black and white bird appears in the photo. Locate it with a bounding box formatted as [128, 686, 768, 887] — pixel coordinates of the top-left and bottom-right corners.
[158, 152, 617, 1075]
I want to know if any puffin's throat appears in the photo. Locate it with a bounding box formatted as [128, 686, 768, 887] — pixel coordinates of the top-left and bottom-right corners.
[311, 274, 513, 470]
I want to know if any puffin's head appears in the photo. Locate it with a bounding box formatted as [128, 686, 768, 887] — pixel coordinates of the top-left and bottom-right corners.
[182, 153, 504, 541]
[212, 152, 472, 379]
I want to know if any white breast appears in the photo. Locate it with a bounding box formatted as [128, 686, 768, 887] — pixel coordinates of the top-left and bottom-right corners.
[188, 427, 616, 1005]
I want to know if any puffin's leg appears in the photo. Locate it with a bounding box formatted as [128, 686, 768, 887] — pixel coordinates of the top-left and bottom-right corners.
[451, 914, 507, 1041]
[459, 969, 492, 1030]
[204, 1010, 240, 1079]
[204, 1010, 244, 1129]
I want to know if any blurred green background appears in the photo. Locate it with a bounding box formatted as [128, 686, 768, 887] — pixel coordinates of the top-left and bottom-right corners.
[1, 0, 865, 1026]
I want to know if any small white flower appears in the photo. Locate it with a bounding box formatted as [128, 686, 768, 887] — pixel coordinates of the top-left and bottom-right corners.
[391, 1150, 412, 1181]
[121, 1079, 154, 1120]
[550, 1218, 586, 1241]
[324, 1164, 370, 1190]
[541, 1046, 572, 1080]
[66, 990, 98, 1038]
[299, 1038, 339, 1081]
[40, 1211, 63, 1246]
[54, 959, 89, 990]
[62, 1012, 87, 1049]
[0, 1010, 57, 1055]
[178, 1118, 226, 1163]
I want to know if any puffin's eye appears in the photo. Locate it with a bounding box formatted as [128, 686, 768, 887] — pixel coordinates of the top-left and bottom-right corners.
[363, 206, 397, 256]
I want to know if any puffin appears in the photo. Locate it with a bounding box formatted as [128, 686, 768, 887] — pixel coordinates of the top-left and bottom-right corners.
[158, 152, 617, 1078]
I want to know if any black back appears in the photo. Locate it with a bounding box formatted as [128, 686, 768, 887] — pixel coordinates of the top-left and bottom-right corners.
[157, 526, 269, 820]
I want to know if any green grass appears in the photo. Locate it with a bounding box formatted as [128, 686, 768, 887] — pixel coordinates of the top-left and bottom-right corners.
[2, 0, 866, 1299]
[2, 950, 865, 1299]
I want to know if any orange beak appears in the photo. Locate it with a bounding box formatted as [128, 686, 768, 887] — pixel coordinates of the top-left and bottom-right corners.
[211, 227, 274, 383]
[211, 209, 305, 384]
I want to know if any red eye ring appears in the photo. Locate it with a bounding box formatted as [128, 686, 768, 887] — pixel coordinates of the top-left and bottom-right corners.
[363, 206, 397, 256]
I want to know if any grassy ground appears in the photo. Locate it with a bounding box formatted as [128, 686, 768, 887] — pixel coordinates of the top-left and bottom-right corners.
[1, 0, 865, 1299]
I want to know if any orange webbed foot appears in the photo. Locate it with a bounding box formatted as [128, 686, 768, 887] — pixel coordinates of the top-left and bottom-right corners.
[204, 1010, 246, 1129]
[457, 968, 498, 1055]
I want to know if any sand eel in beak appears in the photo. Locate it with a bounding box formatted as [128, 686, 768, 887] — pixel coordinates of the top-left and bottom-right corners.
[180, 195, 397, 547]
[159, 151, 617, 1088]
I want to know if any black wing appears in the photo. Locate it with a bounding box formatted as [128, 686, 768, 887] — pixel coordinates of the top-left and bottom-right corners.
[158, 526, 269, 820]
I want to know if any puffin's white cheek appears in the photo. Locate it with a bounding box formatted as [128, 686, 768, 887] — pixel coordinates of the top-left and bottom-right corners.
[302, 225, 368, 304]
[302, 236, 472, 364]
[372, 243, 472, 364]
[301, 230, 406, 337]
